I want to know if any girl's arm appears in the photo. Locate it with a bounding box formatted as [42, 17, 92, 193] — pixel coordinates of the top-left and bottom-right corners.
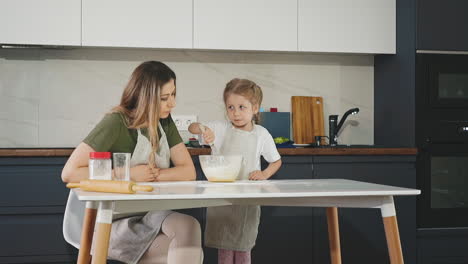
[188, 122, 202, 134]
[249, 159, 282, 180]
[188, 122, 215, 144]
[157, 142, 196, 181]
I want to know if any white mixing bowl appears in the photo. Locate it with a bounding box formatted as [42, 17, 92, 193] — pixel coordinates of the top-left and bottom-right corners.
[199, 155, 243, 182]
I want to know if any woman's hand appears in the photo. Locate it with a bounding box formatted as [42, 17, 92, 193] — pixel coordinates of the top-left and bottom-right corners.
[249, 170, 269, 181]
[130, 165, 160, 182]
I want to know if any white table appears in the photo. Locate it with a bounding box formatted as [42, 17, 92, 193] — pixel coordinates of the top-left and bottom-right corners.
[73, 179, 420, 264]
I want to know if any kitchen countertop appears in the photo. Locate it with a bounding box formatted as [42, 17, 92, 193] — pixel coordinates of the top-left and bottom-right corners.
[0, 147, 417, 157]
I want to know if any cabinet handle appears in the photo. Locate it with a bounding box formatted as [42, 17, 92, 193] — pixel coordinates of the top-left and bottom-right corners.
[458, 126, 468, 134]
[420, 137, 432, 151]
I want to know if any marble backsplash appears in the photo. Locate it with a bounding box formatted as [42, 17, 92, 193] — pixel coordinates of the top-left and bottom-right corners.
[0, 48, 373, 147]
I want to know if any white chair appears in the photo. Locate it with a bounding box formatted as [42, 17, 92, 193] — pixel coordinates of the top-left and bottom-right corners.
[63, 190, 204, 264]
[63, 190, 86, 249]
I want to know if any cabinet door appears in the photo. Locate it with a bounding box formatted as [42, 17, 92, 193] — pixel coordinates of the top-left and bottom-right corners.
[0, 157, 76, 263]
[194, 0, 297, 51]
[417, 0, 468, 51]
[0, 0, 81, 46]
[298, 0, 395, 54]
[82, 0, 192, 48]
[312, 156, 416, 264]
[252, 156, 314, 263]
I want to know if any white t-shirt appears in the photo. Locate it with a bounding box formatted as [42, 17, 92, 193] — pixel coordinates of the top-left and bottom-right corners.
[203, 120, 281, 170]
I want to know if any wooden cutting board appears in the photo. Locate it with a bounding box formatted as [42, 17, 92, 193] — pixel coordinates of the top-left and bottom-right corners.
[291, 96, 325, 144]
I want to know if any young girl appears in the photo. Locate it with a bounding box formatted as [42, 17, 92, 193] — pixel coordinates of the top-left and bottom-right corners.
[62, 61, 203, 264]
[189, 78, 282, 264]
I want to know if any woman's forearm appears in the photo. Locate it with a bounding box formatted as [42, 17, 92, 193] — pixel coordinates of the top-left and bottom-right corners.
[62, 166, 90, 183]
[158, 164, 196, 181]
[61, 142, 95, 183]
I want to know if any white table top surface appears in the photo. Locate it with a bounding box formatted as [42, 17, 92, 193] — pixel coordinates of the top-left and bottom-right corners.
[74, 179, 421, 201]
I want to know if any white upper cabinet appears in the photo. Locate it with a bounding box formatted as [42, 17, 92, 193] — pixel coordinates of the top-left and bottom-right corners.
[0, 0, 81, 46]
[194, 0, 297, 51]
[298, 0, 396, 54]
[0, 0, 395, 53]
[82, 0, 192, 49]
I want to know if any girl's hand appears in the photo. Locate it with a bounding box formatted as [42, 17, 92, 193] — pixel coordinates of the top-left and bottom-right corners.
[201, 126, 215, 145]
[249, 170, 269, 180]
[130, 165, 160, 182]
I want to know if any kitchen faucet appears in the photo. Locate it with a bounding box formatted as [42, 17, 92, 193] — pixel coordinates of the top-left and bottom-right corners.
[328, 108, 360, 146]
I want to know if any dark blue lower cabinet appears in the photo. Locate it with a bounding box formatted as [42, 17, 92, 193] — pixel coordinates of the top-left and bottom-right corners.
[254, 206, 314, 263]
[312, 155, 417, 264]
[0, 213, 77, 263]
[0, 157, 76, 263]
[418, 228, 468, 264]
[0, 155, 418, 263]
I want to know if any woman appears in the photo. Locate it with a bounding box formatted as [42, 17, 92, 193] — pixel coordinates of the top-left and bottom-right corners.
[62, 61, 202, 264]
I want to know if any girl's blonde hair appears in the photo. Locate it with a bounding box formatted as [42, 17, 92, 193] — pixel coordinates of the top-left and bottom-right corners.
[223, 78, 263, 123]
[112, 61, 176, 169]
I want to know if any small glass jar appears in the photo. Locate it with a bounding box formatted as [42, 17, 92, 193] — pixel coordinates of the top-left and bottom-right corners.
[89, 152, 112, 180]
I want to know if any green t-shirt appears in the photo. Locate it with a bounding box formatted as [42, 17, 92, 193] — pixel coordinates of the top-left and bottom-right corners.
[83, 112, 183, 154]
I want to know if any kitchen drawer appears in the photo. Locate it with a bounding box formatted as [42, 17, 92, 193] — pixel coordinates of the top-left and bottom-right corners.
[428, 120, 468, 144]
[0, 214, 76, 258]
[0, 157, 69, 207]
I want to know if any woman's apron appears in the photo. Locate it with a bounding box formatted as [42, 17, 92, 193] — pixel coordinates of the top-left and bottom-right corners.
[107, 123, 173, 264]
[204, 124, 261, 251]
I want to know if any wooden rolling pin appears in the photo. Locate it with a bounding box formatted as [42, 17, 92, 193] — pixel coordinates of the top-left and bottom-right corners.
[67, 179, 153, 194]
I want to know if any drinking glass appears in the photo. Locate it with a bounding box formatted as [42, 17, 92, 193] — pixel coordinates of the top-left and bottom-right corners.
[113, 153, 131, 181]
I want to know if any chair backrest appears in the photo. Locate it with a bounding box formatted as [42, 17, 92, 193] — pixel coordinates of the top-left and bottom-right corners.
[63, 190, 86, 249]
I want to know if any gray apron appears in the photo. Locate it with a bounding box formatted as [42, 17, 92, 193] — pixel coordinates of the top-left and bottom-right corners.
[204, 123, 261, 251]
[108, 123, 173, 264]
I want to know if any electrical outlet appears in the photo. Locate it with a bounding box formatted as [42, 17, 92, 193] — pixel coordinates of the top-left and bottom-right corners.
[172, 115, 197, 131]
[172, 115, 198, 143]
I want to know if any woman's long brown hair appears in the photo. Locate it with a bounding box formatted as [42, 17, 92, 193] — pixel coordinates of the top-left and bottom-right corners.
[112, 61, 176, 168]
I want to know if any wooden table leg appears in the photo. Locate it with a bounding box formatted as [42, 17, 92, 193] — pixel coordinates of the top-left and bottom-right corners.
[327, 207, 342, 264]
[381, 196, 404, 264]
[91, 201, 114, 264]
[77, 201, 98, 264]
